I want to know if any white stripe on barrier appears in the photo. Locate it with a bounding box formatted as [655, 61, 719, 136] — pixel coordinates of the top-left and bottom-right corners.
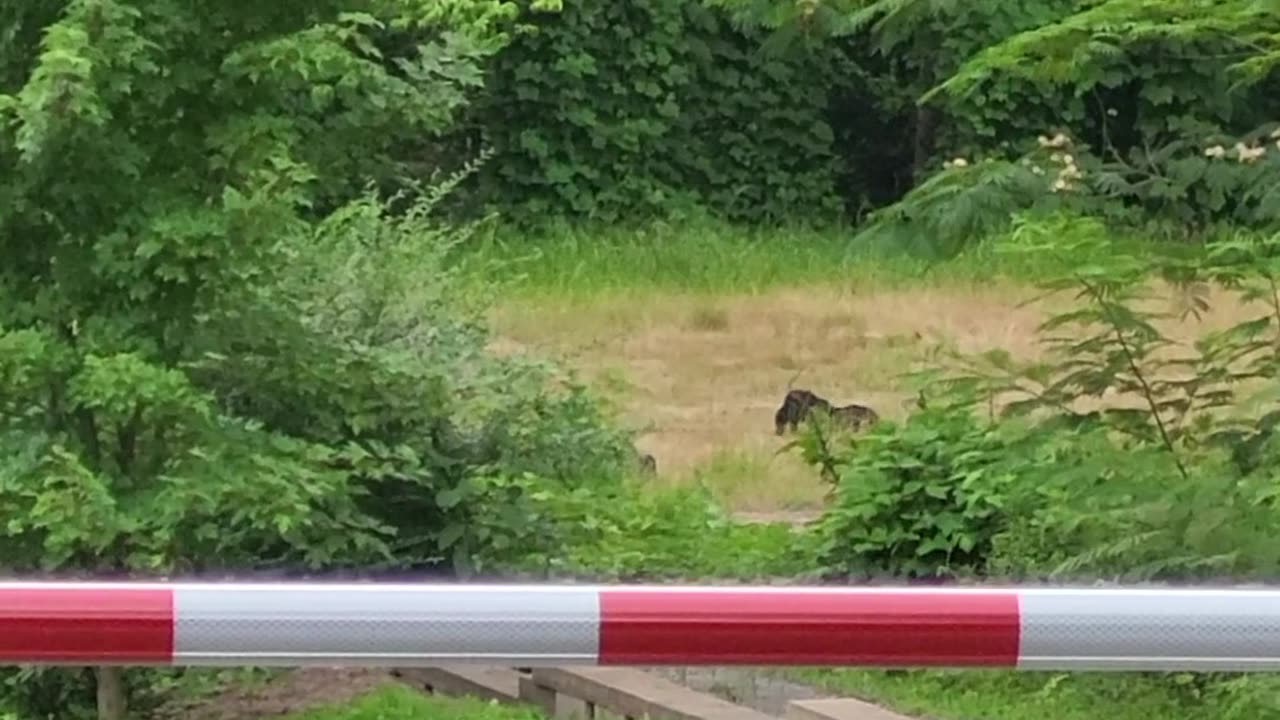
[1018, 589, 1280, 671]
[174, 584, 601, 665]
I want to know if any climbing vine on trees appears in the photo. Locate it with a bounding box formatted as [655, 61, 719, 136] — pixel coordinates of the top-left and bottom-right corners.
[471, 0, 849, 222]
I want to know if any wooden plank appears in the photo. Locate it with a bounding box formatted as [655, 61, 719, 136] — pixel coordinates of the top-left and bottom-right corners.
[391, 666, 522, 705]
[530, 667, 774, 720]
[518, 674, 558, 715]
[786, 698, 915, 720]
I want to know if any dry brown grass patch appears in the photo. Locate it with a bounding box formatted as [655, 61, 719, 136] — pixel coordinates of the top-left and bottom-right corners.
[490, 285, 1044, 510]
[488, 280, 1279, 511]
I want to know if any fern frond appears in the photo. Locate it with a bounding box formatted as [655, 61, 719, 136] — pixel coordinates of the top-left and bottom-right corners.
[853, 160, 1063, 258]
[1050, 528, 1162, 577]
[927, 0, 1280, 102]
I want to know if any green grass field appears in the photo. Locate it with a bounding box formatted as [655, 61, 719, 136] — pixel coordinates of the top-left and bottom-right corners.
[463, 218, 1159, 297]
[448, 221, 1259, 720]
[463, 220, 1233, 512]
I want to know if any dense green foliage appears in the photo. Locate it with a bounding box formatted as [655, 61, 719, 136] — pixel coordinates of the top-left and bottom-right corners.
[803, 404, 1020, 579]
[798, 214, 1280, 583]
[8, 1, 1280, 720]
[766, 214, 1280, 716]
[470, 0, 849, 222]
[0, 2, 633, 718]
[453, 0, 1280, 244]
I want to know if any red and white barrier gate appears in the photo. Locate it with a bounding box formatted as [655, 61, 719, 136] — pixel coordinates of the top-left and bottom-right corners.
[3, 582, 1280, 671]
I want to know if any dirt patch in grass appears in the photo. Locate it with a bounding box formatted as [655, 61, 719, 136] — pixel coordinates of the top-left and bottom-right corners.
[490, 281, 1269, 512]
[490, 284, 1044, 510]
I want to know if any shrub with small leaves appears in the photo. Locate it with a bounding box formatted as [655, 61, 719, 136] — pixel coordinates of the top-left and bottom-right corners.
[807, 402, 1023, 580]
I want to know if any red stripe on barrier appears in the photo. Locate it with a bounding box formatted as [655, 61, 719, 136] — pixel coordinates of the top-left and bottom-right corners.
[0, 587, 174, 663]
[598, 589, 1020, 666]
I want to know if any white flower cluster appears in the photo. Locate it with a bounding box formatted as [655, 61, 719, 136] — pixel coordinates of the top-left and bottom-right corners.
[1033, 132, 1080, 191]
[1049, 151, 1081, 192]
[942, 157, 969, 170]
[1038, 132, 1071, 149]
[1203, 128, 1280, 163]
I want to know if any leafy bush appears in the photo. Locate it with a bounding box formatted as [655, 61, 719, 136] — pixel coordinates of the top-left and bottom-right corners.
[477, 479, 818, 581]
[791, 212, 1280, 588]
[772, 214, 1280, 714]
[913, 217, 1280, 582]
[851, 158, 1063, 259]
[0, 4, 635, 718]
[472, 0, 847, 222]
[695, 0, 1280, 246]
[801, 403, 1022, 580]
[853, 124, 1280, 259]
[987, 438, 1280, 582]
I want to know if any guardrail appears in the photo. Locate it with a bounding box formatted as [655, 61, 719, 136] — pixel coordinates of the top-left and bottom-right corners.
[3, 581, 1279, 671]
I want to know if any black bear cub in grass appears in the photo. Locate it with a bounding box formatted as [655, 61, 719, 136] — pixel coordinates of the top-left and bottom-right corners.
[774, 388, 879, 435]
[638, 452, 657, 475]
[630, 445, 657, 475]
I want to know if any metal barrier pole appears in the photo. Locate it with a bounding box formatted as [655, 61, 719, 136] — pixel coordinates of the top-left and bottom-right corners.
[2, 581, 1278, 671]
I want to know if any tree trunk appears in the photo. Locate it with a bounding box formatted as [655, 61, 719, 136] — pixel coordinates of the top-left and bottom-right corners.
[911, 104, 940, 184]
[95, 666, 127, 720]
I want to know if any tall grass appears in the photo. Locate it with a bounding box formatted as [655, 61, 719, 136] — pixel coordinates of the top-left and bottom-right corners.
[458, 217, 1170, 298]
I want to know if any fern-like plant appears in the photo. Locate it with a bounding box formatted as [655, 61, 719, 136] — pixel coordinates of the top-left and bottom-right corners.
[852, 158, 1067, 258]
